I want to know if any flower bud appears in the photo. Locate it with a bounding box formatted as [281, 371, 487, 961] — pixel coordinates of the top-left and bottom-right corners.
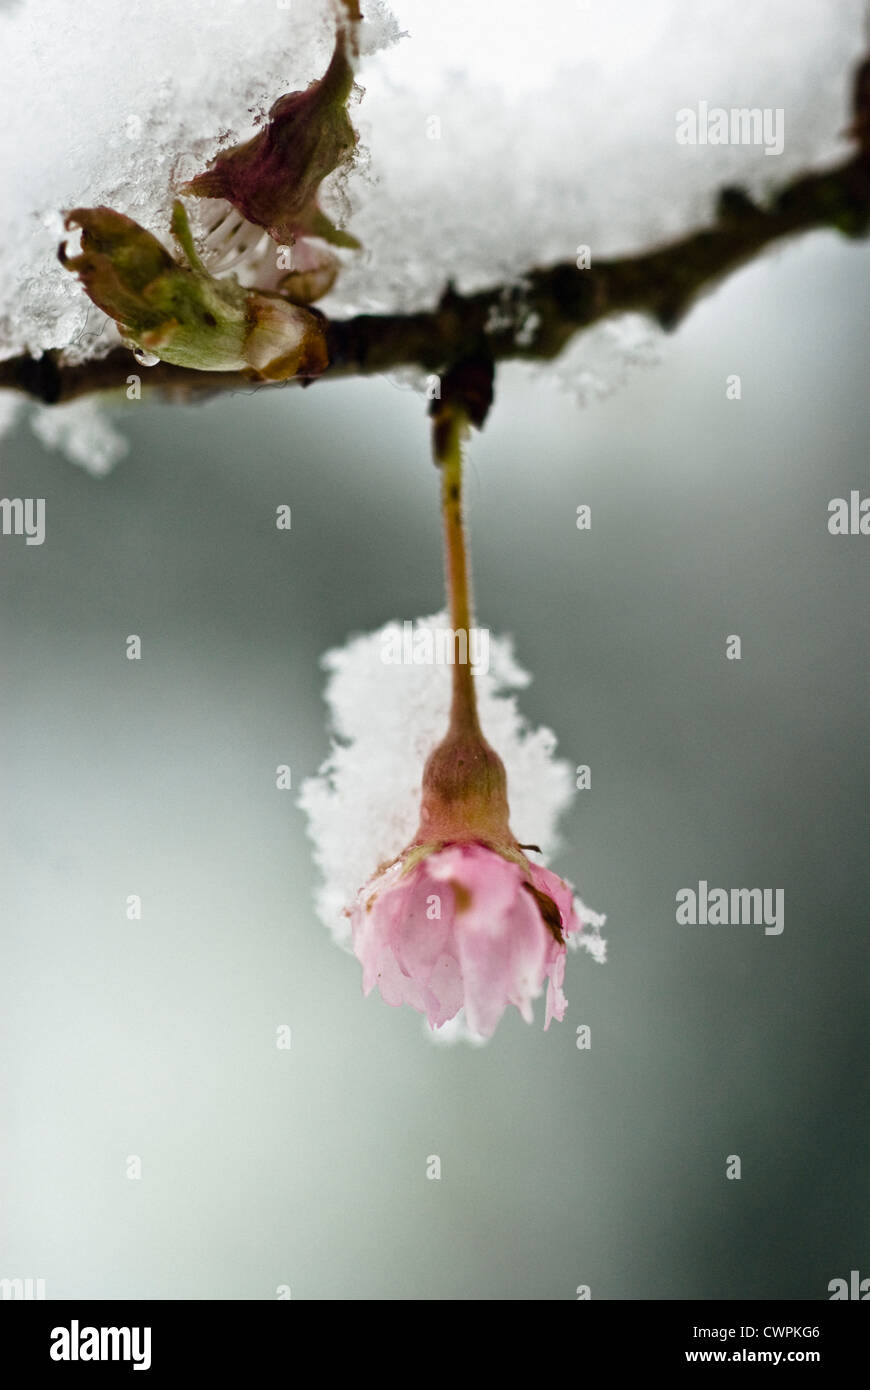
[59, 202, 327, 379]
[183, 26, 360, 252]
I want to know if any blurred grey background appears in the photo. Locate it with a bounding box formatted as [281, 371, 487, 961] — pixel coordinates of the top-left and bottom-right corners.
[1, 230, 868, 1300]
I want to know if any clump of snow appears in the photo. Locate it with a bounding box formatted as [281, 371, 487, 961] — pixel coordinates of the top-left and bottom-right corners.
[0, 390, 128, 475]
[332, 0, 867, 315]
[0, 0, 865, 470]
[0, 0, 864, 362]
[551, 314, 666, 406]
[31, 398, 128, 476]
[298, 611, 600, 945]
[0, 0, 398, 361]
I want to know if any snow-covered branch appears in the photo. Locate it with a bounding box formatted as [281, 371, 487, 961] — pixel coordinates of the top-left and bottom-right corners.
[2, 138, 868, 408]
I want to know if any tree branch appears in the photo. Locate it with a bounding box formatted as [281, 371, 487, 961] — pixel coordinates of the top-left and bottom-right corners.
[2, 148, 869, 408]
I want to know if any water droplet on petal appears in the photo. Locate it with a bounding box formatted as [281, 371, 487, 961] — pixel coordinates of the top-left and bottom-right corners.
[132, 346, 160, 367]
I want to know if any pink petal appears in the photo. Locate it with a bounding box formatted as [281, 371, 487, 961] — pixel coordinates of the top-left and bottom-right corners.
[528, 862, 580, 938]
[351, 843, 580, 1037]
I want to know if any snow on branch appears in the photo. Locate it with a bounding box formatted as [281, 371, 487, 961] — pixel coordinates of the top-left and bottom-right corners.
[2, 128, 869, 407]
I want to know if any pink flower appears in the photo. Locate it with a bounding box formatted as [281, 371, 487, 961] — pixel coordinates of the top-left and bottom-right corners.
[344, 380, 601, 1040]
[352, 842, 582, 1038]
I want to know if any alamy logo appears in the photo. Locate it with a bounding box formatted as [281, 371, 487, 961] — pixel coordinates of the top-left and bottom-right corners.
[828, 491, 870, 534]
[0, 497, 45, 545]
[50, 1320, 151, 1371]
[828, 1270, 870, 1299]
[0, 1276, 45, 1299]
[676, 881, 784, 935]
[381, 620, 490, 675]
[676, 103, 784, 155]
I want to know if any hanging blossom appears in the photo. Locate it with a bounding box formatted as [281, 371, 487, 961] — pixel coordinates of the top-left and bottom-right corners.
[300, 375, 605, 1042]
